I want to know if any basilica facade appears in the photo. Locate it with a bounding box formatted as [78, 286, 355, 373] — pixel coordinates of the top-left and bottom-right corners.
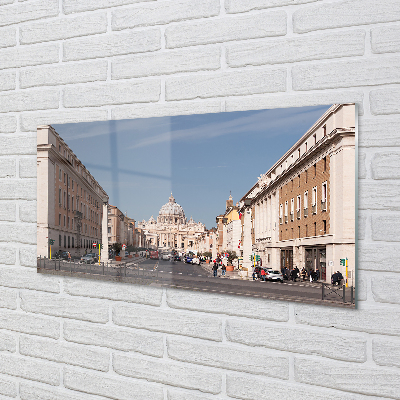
[138, 194, 206, 252]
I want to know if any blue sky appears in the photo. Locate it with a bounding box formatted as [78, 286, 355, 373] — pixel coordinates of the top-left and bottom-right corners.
[53, 104, 331, 229]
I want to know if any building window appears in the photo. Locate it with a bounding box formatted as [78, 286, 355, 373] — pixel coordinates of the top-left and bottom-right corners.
[68, 194, 70, 210]
[323, 156, 327, 171]
[323, 220, 327, 235]
[305, 225, 308, 237]
[279, 204, 283, 224]
[298, 174, 300, 187]
[59, 188, 62, 205]
[298, 226, 301, 238]
[298, 148, 300, 159]
[58, 213, 61, 225]
[63, 191, 66, 209]
[297, 195, 301, 219]
[290, 198, 294, 221]
[72, 180, 74, 190]
[305, 170, 308, 183]
[312, 187, 317, 214]
[323, 124, 327, 136]
[284, 201, 288, 224]
[64, 215, 66, 227]
[59, 168, 61, 180]
[314, 222, 317, 236]
[313, 163, 317, 177]
[59, 234, 62, 246]
[313, 134, 316, 145]
[291, 179, 293, 191]
[72, 218, 74, 230]
[321, 181, 327, 211]
[72, 196, 74, 211]
[305, 142, 308, 152]
[304, 191, 308, 217]
[108, 227, 111, 233]
[68, 217, 70, 229]
[64, 173, 66, 184]
[68, 236, 70, 248]
[72, 237, 74, 248]
[64, 235, 66, 248]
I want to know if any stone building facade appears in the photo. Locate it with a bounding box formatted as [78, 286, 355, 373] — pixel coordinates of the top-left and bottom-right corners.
[37, 125, 108, 259]
[240, 104, 355, 284]
[107, 205, 135, 248]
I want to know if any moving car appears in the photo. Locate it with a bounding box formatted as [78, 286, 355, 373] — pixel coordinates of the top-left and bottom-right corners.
[149, 250, 159, 260]
[265, 269, 283, 282]
[80, 253, 98, 264]
[162, 253, 171, 261]
[185, 256, 193, 264]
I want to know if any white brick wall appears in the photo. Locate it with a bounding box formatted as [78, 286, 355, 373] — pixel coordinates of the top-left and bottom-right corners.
[0, 0, 398, 398]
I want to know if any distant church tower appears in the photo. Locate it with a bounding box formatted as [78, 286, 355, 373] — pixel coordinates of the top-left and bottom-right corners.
[226, 193, 233, 210]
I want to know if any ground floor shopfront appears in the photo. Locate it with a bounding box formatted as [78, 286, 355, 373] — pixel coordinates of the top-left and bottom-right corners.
[255, 238, 355, 285]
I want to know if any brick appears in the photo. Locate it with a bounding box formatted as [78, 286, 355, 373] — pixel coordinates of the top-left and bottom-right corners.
[295, 357, 400, 399]
[373, 337, 400, 368]
[20, 246, 37, 267]
[64, 368, 164, 400]
[227, 30, 365, 67]
[0, 286, 17, 309]
[226, 0, 318, 13]
[0, 0, 58, 27]
[0, 377, 17, 399]
[166, 11, 287, 48]
[20, 12, 108, 45]
[0, 69, 16, 91]
[112, 47, 220, 79]
[167, 289, 289, 321]
[64, 278, 162, 305]
[0, 43, 59, 70]
[167, 336, 289, 378]
[357, 275, 367, 302]
[0, 88, 59, 113]
[359, 117, 400, 147]
[111, 100, 222, 120]
[63, 320, 164, 357]
[0, 330, 16, 353]
[20, 292, 109, 323]
[0, 0, 13, 5]
[226, 91, 364, 114]
[0, 246, 16, 265]
[166, 68, 286, 100]
[0, 115, 17, 133]
[0, 353, 59, 385]
[226, 372, 368, 400]
[21, 109, 109, 132]
[372, 276, 400, 304]
[292, 56, 400, 91]
[293, 0, 400, 33]
[20, 383, 111, 400]
[0, 136, 36, 154]
[63, 80, 160, 108]
[167, 390, 216, 400]
[19, 200, 37, 222]
[0, 201, 16, 221]
[226, 319, 366, 362]
[0, 309, 59, 338]
[372, 213, 400, 241]
[372, 152, 400, 179]
[113, 303, 222, 341]
[0, 222, 36, 243]
[112, 0, 219, 30]
[295, 303, 400, 336]
[359, 243, 400, 272]
[113, 353, 222, 394]
[20, 335, 110, 372]
[0, 26, 16, 48]
[64, 279, 162, 306]
[0, 181, 36, 201]
[19, 158, 37, 178]
[370, 88, 400, 115]
[63, 29, 160, 61]
[20, 60, 108, 89]
[359, 182, 400, 210]
[358, 151, 366, 179]
[372, 25, 400, 54]
[63, 0, 156, 15]
[0, 266, 60, 292]
[0, 158, 15, 178]
[358, 212, 366, 240]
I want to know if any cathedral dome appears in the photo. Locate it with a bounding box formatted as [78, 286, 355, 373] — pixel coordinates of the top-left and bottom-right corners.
[158, 194, 186, 220]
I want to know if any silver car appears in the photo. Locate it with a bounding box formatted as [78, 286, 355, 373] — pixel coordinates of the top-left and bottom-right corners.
[265, 269, 283, 282]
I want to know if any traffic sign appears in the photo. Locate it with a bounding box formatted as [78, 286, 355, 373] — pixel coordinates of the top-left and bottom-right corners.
[93, 243, 97, 247]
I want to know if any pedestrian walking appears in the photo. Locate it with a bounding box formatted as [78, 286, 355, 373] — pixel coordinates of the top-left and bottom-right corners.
[212, 262, 218, 277]
[260, 268, 266, 281]
[221, 264, 226, 276]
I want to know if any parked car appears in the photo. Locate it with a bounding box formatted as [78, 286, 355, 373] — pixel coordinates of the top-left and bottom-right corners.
[174, 255, 181, 261]
[80, 253, 98, 264]
[162, 253, 171, 261]
[265, 269, 283, 282]
[191, 257, 200, 265]
[55, 251, 70, 261]
[185, 256, 193, 264]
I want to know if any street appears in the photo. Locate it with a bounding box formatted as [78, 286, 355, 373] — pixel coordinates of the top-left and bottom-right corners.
[38, 256, 355, 307]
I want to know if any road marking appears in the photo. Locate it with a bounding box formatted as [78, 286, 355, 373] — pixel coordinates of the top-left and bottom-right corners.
[178, 272, 182, 274]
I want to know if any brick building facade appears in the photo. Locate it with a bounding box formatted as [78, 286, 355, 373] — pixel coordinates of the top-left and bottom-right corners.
[240, 104, 355, 283]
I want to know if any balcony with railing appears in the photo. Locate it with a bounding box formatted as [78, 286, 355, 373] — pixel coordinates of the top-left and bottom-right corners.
[321, 200, 327, 211]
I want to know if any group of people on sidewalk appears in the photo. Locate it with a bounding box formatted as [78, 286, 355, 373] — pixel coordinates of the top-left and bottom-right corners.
[212, 258, 226, 277]
[281, 266, 320, 282]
